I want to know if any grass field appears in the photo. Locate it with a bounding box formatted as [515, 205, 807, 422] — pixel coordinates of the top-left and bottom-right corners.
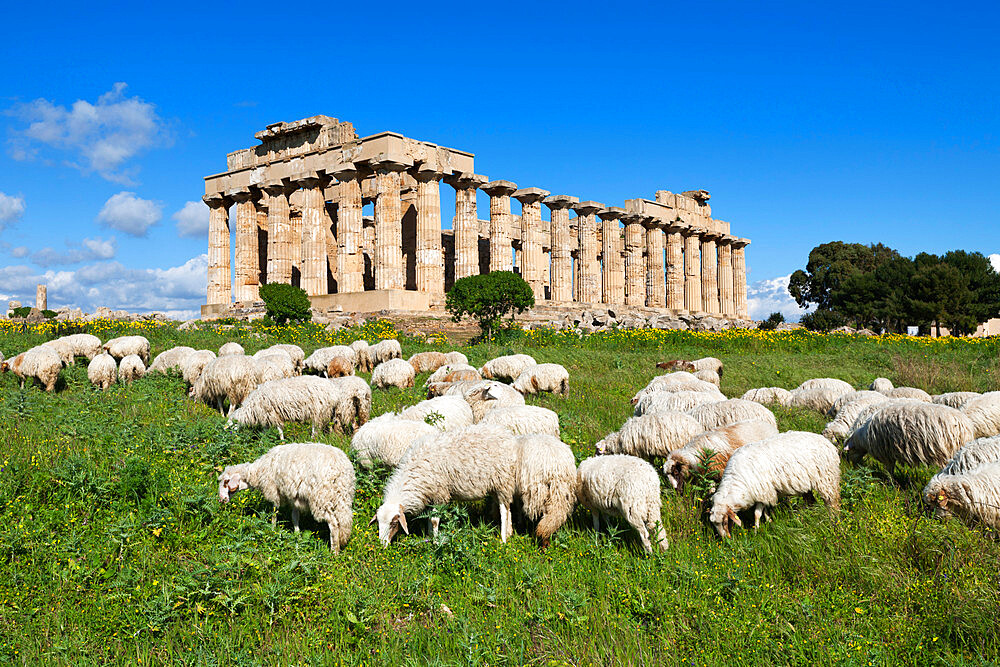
[1, 319, 999, 666]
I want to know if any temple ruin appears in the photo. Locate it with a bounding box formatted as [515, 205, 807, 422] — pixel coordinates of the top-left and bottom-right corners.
[202, 115, 750, 319]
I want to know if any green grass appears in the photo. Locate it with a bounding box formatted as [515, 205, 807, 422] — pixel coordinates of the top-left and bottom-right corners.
[1, 322, 999, 665]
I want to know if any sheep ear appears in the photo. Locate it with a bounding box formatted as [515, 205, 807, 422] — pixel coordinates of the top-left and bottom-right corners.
[936, 492, 949, 509]
[729, 509, 743, 527]
[369, 514, 378, 526]
[397, 507, 409, 535]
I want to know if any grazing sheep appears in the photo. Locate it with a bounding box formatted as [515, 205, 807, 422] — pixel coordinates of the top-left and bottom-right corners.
[887, 386, 932, 402]
[118, 354, 146, 384]
[741, 387, 793, 406]
[630, 372, 720, 405]
[932, 392, 981, 410]
[372, 358, 416, 390]
[634, 389, 723, 417]
[103, 335, 151, 364]
[304, 346, 356, 375]
[218, 341, 245, 357]
[254, 353, 296, 384]
[479, 405, 561, 437]
[596, 412, 705, 459]
[828, 390, 884, 418]
[940, 436, 1000, 475]
[426, 363, 479, 385]
[349, 340, 373, 372]
[149, 346, 196, 374]
[844, 402, 976, 475]
[795, 378, 853, 394]
[87, 353, 117, 390]
[694, 369, 721, 386]
[462, 380, 527, 421]
[181, 350, 218, 386]
[479, 354, 537, 383]
[190, 355, 259, 416]
[43, 334, 103, 366]
[663, 419, 780, 491]
[218, 442, 355, 552]
[326, 356, 355, 378]
[577, 455, 668, 553]
[350, 413, 440, 468]
[515, 434, 577, 547]
[264, 344, 305, 372]
[426, 380, 477, 398]
[445, 351, 468, 366]
[40, 339, 75, 367]
[657, 357, 724, 377]
[709, 431, 841, 538]
[786, 386, 848, 414]
[960, 393, 1000, 439]
[1, 347, 62, 391]
[408, 351, 448, 373]
[922, 463, 1000, 529]
[512, 363, 569, 396]
[398, 396, 475, 431]
[687, 399, 777, 431]
[442, 369, 481, 383]
[870, 377, 894, 394]
[230, 376, 356, 439]
[822, 393, 890, 442]
[373, 424, 519, 545]
[370, 339, 402, 365]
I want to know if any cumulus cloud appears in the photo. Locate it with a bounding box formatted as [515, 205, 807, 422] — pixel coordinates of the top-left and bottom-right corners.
[990, 253, 1000, 274]
[30, 236, 117, 267]
[97, 191, 161, 236]
[747, 273, 811, 322]
[0, 192, 26, 229]
[8, 82, 168, 184]
[173, 200, 210, 238]
[10, 246, 29, 258]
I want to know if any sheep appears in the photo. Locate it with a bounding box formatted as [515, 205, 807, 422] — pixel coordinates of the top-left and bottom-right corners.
[479, 354, 537, 383]
[663, 419, 780, 491]
[370, 339, 402, 365]
[304, 346, 356, 375]
[828, 390, 885, 418]
[398, 395, 475, 431]
[230, 376, 355, 439]
[932, 392, 981, 410]
[40, 339, 75, 366]
[870, 377, 894, 394]
[657, 357, 723, 377]
[960, 393, 1000, 439]
[887, 386, 932, 402]
[786, 386, 848, 414]
[577, 455, 668, 553]
[844, 402, 976, 475]
[442, 369, 481, 383]
[596, 412, 705, 459]
[741, 386, 793, 406]
[264, 344, 305, 372]
[479, 405, 561, 437]
[630, 372, 720, 405]
[103, 335, 150, 364]
[687, 399, 777, 431]
[326, 357, 355, 378]
[444, 351, 468, 366]
[822, 393, 890, 442]
[514, 434, 577, 547]
[190, 355, 259, 416]
[940, 436, 1000, 475]
[426, 363, 479, 385]
[426, 380, 476, 398]
[326, 376, 372, 431]
[795, 378, 854, 394]
[181, 350, 218, 386]
[1, 347, 62, 391]
[512, 363, 569, 396]
[373, 423, 519, 545]
[922, 463, 1000, 529]
[694, 369, 721, 386]
[218, 341, 245, 357]
[118, 354, 146, 384]
[349, 340, 373, 372]
[218, 442, 355, 552]
[42, 333, 104, 366]
[149, 346, 196, 374]
[87, 353, 117, 390]
[634, 389, 724, 417]
[709, 431, 841, 538]
[350, 414, 440, 468]
[372, 358, 416, 390]
[408, 351, 448, 373]
[462, 380, 527, 421]
[254, 353, 296, 384]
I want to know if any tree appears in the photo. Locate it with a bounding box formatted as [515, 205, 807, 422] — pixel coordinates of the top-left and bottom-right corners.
[909, 254, 964, 337]
[446, 271, 534, 340]
[941, 250, 1000, 334]
[757, 312, 785, 331]
[788, 241, 899, 311]
[259, 283, 312, 325]
[800, 309, 847, 332]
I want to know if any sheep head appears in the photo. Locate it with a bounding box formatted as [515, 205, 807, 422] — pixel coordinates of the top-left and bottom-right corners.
[372, 503, 409, 546]
[663, 456, 690, 491]
[709, 504, 741, 539]
[217, 465, 250, 503]
[0, 361, 8, 373]
[924, 484, 954, 518]
[594, 434, 616, 456]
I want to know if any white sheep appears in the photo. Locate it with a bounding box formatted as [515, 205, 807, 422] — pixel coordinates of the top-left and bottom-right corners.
[479, 405, 561, 437]
[844, 402, 976, 475]
[940, 436, 1000, 475]
[326, 357, 355, 378]
[663, 419, 780, 491]
[657, 357, 723, 376]
[398, 395, 474, 431]
[828, 390, 885, 418]
[118, 354, 146, 384]
[304, 346, 356, 376]
[512, 363, 569, 396]
[596, 412, 705, 459]
[408, 351, 449, 373]
[577, 455, 668, 553]
[425, 363, 480, 385]
[687, 399, 777, 431]
[264, 344, 305, 372]
[479, 354, 537, 383]
[218, 341, 245, 357]
[181, 350, 218, 386]
[822, 393, 890, 442]
[103, 335, 151, 364]
[42, 333, 103, 365]
[39, 339, 75, 366]
[190, 355, 259, 416]
[327, 376, 372, 431]
[444, 351, 468, 366]
[795, 378, 854, 394]
[709, 431, 841, 538]
[740, 387, 793, 406]
[630, 372, 719, 405]
[514, 434, 578, 547]
[786, 386, 848, 414]
[87, 353, 117, 391]
[694, 369, 721, 386]
[229, 376, 361, 439]
[922, 463, 1000, 529]
[1, 347, 62, 391]
[960, 393, 1000, 439]
[869, 377, 894, 394]
[350, 413, 440, 468]
[886, 386, 932, 402]
[349, 340, 373, 372]
[462, 380, 527, 422]
[254, 353, 296, 384]
[370, 339, 402, 365]
[932, 392, 981, 410]
[426, 380, 478, 398]
[373, 423, 519, 545]
[634, 389, 724, 417]
[149, 346, 196, 374]
[218, 442, 355, 552]
[372, 358, 416, 390]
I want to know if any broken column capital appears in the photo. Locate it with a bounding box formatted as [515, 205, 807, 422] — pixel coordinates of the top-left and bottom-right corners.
[542, 194, 579, 211]
[203, 192, 229, 207]
[513, 187, 551, 204]
[368, 156, 409, 174]
[261, 180, 292, 196]
[226, 188, 253, 203]
[571, 200, 604, 216]
[597, 206, 626, 221]
[682, 189, 711, 204]
[731, 237, 751, 248]
[481, 179, 518, 197]
[412, 164, 443, 182]
[331, 162, 361, 181]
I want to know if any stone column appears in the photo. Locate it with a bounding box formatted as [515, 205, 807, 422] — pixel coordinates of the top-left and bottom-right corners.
[36, 285, 46, 310]
[684, 229, 704, 314]
[204, 193, 232, 304]
[482, 180, 517, 273]
[665, 222, 685, 312]
[622, 213, 646, 306]
[543, 195, 578, 302]
[717, 236, 735, 317]
[262, 182, 292, 286]
[229, 189, 259, 302]
[598, 207, 625, 305]
[289, 190, 303, 287]
[572, 201, 603, 304]
[732, 238, 750, 319]
[514, 187, 551, 300]
[414, 167, 444, 293]
[255, 195, 268, 289]
[293, 174, 329, 297]
[700, 231, 720, 315]
[448, 173, 488, 281]
[373, 160, 407, 291]
[332, 164, 364, 293]
[644, 220, 666, 308]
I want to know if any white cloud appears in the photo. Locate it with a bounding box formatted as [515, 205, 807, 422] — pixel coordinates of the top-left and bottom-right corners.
[10, 246, 29, 258]
[989, 253, 1000, 274]
[97, 191, 161, 236]
[747, 272, 811, 322]
[173, 200, 210, 238]
[8, 82, 167, 184]
[0, 192, 26, 229]
[31, 236, 117, 267]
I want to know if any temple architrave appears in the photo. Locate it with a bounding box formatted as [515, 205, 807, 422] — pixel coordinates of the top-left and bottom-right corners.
[202, 115, 750, 319]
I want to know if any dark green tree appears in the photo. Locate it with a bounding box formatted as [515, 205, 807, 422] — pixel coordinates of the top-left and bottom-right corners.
[446, 271, 534, 340]
[788, 241, 899, 311]
[259, 283, 312, 325]
[941, 250, 1000, 334]
[757, 311, 785, 331]
[799, 309, 847, 332]
[909, 254, 964, 337]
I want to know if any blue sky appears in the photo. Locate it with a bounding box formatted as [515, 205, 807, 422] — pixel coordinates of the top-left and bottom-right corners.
[1, 0, 997, 320]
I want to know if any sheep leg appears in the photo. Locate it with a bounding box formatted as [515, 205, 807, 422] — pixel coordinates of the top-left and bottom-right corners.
[277, 425, 285, 441]
[271, 505, 278, 527]
[754, 504, 764, 529]
[635, 522, 653, 554]
[592, 512, 601, 533]
[291, 508, 300, 533]
[328, 522, 339, 553]
[499, 503, 513, 542]
[430, 516, 440, 541]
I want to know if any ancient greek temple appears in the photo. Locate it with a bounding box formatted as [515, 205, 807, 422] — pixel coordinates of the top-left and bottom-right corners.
[202, 115, 750, 319]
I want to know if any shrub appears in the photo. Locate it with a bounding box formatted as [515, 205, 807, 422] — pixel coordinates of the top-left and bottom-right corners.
[800, 309, 847, 332]
[42, 309, 57, 319]
[757, 312, 786, 331]
[259, 283, 312, 325]
[11, 306, 30, 318]
[446, 271, 534, 341]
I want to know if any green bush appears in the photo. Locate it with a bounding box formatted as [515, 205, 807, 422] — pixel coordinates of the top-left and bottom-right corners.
[446, 271, 534, 341]
[42, 309, 57, 319]
[11, 306, 31, 318]
[800, 308, 847, 332]
[757, 311, 786, 331]
[259, 283, 312, 325]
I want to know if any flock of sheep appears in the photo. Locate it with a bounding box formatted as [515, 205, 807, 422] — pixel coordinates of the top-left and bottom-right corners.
[3, 331, 999, 555]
